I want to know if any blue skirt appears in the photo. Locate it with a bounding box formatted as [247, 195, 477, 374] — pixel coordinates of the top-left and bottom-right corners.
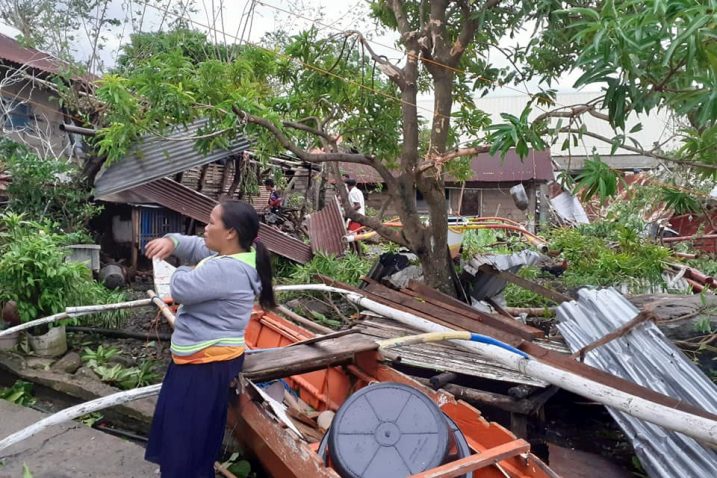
[145, 355, 245, 478]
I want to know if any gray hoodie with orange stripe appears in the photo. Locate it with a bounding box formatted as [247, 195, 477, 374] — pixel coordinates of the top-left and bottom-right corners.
[164, 234, 261, 357]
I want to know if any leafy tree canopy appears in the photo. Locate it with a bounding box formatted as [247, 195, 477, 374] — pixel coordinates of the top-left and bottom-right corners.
[94, 0, 717, 291]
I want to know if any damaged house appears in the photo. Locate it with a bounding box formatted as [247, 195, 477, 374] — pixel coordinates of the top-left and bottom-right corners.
[339, 149, 554, 229]
[0, 33, 89, 160]
[91, 120, 315, 268]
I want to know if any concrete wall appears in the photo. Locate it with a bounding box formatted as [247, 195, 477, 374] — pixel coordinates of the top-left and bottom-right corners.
[0, 65, 73, 158]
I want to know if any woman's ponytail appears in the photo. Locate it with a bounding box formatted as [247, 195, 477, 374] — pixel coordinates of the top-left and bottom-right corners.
[220, 199, 276, 309]
[254, 240, 276, 309]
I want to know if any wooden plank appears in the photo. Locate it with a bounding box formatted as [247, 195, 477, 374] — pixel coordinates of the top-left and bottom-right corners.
[316, 275, 470, 332]
[243, 334, 378, 382]
[363, 282, 523, 346]
[286, 329, 358, 348]
[404, 280, 544, 339]
[571, 311, 655, 361]
[477, 265, 572, 304]
[410, 439, 531, 478]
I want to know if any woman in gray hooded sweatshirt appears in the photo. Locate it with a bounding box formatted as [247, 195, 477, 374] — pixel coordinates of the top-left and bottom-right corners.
[144, 200, 275, 477]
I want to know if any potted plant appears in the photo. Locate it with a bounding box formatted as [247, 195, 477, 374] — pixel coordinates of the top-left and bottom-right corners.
[0, 216, 82, 356]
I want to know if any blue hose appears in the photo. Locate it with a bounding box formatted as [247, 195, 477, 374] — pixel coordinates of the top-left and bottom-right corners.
[469, 333, 530, 359]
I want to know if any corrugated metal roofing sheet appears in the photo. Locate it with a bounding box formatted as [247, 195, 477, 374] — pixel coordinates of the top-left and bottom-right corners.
[132, 178, 313, 264]
[0, 33, 74, 76]
[306, 197, 346, 256]
[556, 288, 717, 478]
[94, 120, 250, 198]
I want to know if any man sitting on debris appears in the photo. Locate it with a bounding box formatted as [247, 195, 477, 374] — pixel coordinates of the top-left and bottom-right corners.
[345, 177, 365, 233]
[264, 178, 282, 214]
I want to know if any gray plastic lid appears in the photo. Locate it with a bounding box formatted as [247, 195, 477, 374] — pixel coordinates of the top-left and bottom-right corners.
[328, 382, 450, 478]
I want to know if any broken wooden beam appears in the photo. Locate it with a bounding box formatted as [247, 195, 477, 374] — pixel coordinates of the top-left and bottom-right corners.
[405, 280, 544, 339]
[571, 310, 656, 361]
[414, 377, 535, 415]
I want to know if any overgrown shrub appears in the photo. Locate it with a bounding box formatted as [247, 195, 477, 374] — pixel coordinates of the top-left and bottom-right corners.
[0, 214, 125, 326]
[0, 138, 101, 236]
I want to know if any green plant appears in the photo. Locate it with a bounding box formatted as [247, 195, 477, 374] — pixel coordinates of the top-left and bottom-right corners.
[78, 412, 104, 427]
[0, 214, 127, 326]
[279, 252, 373, 286]
[0, 139, 102, 235]
[81, 345, 120, 368]
[0, 380, 36, 407]
[91, 360, 161, 390]
[503, 267, 557, 308]
[547, 222, 671, 291]
[307, 310, 341, 329]
[573, 157, 620, 203]
[130, 360, 162, 388]
[694, 317, 713, 335]
[219, 452, 254, 478]
[22, 464, 33, 478]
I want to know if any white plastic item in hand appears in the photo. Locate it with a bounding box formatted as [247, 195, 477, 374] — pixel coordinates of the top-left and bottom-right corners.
[153, 257, 176, 300]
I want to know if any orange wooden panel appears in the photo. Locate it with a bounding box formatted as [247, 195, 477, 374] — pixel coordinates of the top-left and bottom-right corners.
[410, 439, 530, 478]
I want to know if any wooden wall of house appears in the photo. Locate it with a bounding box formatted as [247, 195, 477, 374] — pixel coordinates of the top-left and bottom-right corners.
[0, 66, 73, 159]
[179, 161, 313, 211]
[448, 181, 539, 225]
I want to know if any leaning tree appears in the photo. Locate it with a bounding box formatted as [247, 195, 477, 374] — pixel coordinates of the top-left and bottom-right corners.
[96, 0, 716, 293]
[97, 2, 582, 293]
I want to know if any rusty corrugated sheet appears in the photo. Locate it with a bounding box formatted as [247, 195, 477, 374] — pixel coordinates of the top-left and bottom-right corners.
[131, 178, 313, 264]
[466, 149, 553, 183]
[0, 33, 81, 77]
[306, 197, 346, 256]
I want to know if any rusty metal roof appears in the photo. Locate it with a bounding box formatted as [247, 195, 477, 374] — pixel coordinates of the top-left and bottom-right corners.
[306, 197, 346, 256]
[465, 149, 553, 183]
[339, 149, 554, 184]
[94, 120, 250, 199]
[131, 178, 313, 264]
[0, 33, 66, 74]
[0, 33, 94, 80]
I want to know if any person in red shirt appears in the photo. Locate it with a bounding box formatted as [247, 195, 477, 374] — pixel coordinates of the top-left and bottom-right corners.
[264, 178, 282, 213]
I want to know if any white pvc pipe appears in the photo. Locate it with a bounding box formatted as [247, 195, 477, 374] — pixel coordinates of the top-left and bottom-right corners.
[275, 284, 717, 446]
[0, 384, 161, 455]
[0, 299, 155, 338]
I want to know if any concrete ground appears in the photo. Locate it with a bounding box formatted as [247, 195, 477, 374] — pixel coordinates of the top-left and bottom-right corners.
[0, 400, 158, 478]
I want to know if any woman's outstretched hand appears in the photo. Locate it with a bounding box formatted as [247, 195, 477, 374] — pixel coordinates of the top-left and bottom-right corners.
[145, 237, 176, 260]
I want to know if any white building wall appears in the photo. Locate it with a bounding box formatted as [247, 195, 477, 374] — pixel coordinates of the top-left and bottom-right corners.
[475, 92, 680, 158]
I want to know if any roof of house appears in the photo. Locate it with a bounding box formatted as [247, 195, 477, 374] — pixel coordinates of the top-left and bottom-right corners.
[339, 149, 554, 184]
[0, 33, 81, 78]
[94, 120, 251, 199]
[464, 148, 553, 183]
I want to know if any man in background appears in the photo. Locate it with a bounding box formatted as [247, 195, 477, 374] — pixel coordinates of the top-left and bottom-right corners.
[344, 177, 365, 233]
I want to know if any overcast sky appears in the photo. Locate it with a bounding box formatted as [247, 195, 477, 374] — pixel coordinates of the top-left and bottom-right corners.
[0, 0, 585, 95]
